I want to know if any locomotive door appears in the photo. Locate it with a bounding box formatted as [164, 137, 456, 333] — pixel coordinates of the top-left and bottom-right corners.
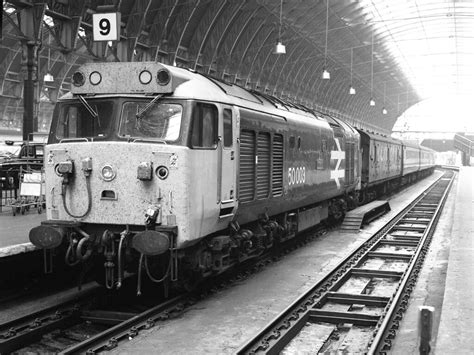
[218, 106, 237, 217]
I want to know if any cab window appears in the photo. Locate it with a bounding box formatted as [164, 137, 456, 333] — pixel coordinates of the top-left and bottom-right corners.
[191, 103, 218, 148]
[223, 109, 233, 148]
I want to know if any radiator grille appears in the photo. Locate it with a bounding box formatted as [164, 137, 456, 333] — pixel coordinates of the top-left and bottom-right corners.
[239, 130, 255, 202]
[257, 132, 271, 199]
[272, 134, 283, 197]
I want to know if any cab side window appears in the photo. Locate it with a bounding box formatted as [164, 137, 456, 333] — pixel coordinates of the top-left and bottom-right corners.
[191, 103, 218, 148]
[223, 109, 233, 147]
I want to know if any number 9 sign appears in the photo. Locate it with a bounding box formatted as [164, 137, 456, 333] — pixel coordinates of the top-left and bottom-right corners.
[92, 13, 121, 42]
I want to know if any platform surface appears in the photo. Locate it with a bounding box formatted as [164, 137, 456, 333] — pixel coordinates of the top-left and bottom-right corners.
[435, 166, 474, 354]
[0, 208, 44, 256]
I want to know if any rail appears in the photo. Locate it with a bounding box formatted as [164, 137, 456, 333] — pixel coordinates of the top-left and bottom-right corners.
[238, 169, 455, 354]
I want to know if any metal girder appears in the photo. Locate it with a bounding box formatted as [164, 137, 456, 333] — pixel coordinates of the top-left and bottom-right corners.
[189, 0, 228, 71]
[151, 0, 180, 63]
[206, 0, 246, 76]
[171, 0, 202, 65]
[2, 0, 439, 133]
[220, 5, 261, 78]
[116, 0, 153, 62]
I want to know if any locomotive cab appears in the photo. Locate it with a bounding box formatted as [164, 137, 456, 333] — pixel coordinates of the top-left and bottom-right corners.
[30, 62, 239, 290]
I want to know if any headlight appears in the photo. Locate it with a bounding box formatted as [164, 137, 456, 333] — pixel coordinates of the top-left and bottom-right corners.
[72, 71, 85, 87]
[101, 165, 116, 181]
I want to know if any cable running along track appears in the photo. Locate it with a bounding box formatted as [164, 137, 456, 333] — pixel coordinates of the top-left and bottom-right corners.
[238, 169, 455, 354]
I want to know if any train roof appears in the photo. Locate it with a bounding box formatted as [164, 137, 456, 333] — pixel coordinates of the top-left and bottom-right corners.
[357, 129, 401, 145]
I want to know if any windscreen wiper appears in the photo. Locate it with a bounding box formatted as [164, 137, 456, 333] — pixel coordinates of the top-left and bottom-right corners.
[78, 95, 98, 119]
[136, 94, 163, 120]
[78, 95, 101, 127]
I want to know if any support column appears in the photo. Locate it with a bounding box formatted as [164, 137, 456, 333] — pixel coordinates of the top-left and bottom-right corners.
[17, 2, 46, 141]
[21, 41, 40, 141]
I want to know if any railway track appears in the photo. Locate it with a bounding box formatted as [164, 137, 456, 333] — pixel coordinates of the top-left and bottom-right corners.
[238, 169, 455, 354]
[0, 281, 193, 354]
[0, 224, 330, 354]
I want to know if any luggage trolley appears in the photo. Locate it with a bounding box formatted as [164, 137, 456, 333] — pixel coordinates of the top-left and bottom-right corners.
[6, 169, 45, 216]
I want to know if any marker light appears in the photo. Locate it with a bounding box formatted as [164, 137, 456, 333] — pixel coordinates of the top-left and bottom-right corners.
[101, 165, 116, 181]
[72, 71, 85, 87]
[89, 71, 102, 85]
[157, 69, 170, 85]
[156, 166, 169, 180]
[139, 70, 152, 84]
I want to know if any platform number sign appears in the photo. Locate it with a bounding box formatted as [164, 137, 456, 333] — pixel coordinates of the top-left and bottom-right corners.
[92, 13, 121, 42]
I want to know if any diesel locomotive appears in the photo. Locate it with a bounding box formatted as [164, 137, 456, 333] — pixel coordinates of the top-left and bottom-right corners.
[29, 62, 435, 291]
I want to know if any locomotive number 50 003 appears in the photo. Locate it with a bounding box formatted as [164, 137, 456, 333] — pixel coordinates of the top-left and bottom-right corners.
[288, 166, 306, 186]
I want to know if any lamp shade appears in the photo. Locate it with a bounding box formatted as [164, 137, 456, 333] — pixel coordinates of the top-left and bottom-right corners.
[322, 68, 330, 80]
[274, 41, 286, 54]
[44, 72, 54, 82]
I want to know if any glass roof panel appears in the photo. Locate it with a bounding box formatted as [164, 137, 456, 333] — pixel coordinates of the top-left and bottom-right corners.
[359, 0, 474, 98]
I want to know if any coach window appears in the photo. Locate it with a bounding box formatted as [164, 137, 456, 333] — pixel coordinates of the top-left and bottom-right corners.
[223, 109, 233, 147]
[191, 103, 218, 148]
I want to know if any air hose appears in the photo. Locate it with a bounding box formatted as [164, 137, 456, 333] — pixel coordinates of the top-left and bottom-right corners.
[61, 175, 92, 218]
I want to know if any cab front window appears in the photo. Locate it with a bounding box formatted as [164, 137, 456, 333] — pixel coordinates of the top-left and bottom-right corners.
[119, 102, 182, 142]
[55, 100, 114, 140]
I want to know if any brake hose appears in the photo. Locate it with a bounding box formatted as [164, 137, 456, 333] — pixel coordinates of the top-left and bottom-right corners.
[62, 175, 92, 218]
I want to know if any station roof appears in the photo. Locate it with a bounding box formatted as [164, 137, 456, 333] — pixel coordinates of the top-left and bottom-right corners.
[1, 0, 473, 134]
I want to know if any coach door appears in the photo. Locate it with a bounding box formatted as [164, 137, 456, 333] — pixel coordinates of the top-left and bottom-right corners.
[218, 106, 237, 217]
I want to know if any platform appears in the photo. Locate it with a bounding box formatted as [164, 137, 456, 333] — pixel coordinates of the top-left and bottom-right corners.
[340, 200, 391, 232]
[0, 209, 43, 257]
[435, 166, 474, 353]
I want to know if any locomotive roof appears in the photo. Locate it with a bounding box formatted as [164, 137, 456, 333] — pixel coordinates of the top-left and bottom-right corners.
[64, 61, 363, 133]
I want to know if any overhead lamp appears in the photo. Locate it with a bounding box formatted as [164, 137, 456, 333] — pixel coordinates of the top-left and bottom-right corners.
[322, 68, 330, 80]
[349, 48, 355, 94]
[370, 98, 375, 106]
[274, 0, 286, 55]
[274, 41, 286, 54]
[322, 0, 330, 80]
[382, 107, 388, 114]
[44, 72, 54, 82]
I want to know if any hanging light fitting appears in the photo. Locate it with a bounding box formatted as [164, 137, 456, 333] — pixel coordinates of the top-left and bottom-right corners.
[44, 31, 54, 82]
[274, 0, 286, 54]
[349, 48, 355, 94]
[322, 0, 330, 79]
